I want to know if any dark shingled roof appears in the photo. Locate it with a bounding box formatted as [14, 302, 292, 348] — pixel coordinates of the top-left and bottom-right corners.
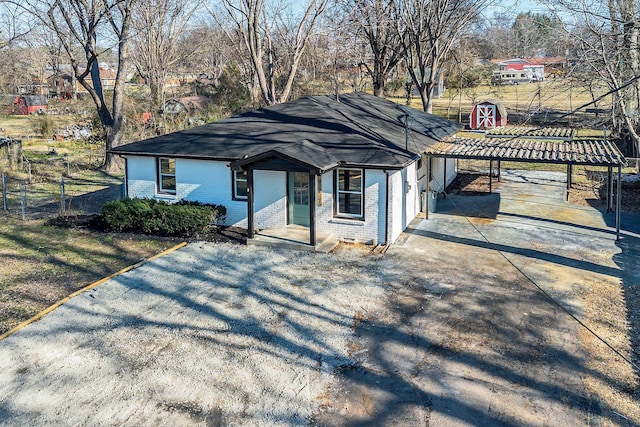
[111, 92, 461, 169]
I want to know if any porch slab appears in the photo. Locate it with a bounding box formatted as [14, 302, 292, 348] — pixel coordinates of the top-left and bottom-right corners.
[247, 225, 339, 253]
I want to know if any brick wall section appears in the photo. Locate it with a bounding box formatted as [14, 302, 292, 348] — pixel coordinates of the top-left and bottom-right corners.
[253, 170, 286, 229]
[315, 169, 388, 244]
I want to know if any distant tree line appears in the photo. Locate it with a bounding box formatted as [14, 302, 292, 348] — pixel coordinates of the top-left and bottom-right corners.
[0, 0, 638, 165]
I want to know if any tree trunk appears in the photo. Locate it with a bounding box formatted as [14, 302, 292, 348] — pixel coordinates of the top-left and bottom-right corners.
[373, 72, 386, 97]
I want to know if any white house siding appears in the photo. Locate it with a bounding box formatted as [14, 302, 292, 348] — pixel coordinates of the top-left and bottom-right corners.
[428, 157, 456, 193]
[253, 170, 286, 230]
[388, 170, 404, 244]
[176, 159, 248, 227]
[126, 156, 156, 198]
[404, 161, 420, 228]
[124, 156, 248, 226]
[385, 159, 423, 244]
[315, 169, 387, 244]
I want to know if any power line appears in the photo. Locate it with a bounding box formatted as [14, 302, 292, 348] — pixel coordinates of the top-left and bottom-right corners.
[426, 172, 639, 372]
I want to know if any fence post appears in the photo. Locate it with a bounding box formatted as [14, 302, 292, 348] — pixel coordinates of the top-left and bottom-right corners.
[60, 175, 66, 214]
[20, 180, 26, 220]
[2, 173, 7, 211]
[66, 154, 70, 176]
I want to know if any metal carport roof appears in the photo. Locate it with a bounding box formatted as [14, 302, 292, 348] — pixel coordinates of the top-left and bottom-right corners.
[423, 136, 627, 239]
[425, 137, 626, 167]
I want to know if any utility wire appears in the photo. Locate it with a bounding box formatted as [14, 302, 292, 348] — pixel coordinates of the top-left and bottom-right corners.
[502, 73, 640, 143]
[428, 172, 640, 372]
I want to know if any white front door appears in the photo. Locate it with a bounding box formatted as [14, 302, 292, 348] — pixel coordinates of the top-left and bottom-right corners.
[476, 105, 496, 128]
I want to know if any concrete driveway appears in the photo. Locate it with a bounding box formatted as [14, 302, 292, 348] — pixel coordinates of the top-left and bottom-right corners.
[0, 170, 637, 426]
[314, 170, 638, 425]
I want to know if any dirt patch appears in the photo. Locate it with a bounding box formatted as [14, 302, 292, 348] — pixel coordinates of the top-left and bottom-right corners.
[447, 172, 500, 195]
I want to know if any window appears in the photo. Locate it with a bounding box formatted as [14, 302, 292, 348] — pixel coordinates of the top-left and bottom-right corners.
[336, 168, 363, 218]
[157, 157, 176, 194]
[233, 170, 248, 200]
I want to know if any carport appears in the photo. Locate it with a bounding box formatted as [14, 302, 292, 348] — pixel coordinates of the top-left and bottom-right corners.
[424, 135, 627, 239]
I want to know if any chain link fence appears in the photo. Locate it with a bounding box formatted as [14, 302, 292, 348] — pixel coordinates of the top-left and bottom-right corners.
[1, 172, 124, 219]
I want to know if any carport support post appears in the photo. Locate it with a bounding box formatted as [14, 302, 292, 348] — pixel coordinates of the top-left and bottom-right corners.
[497, 160, 501, 181]
[616, 166, 621, 240]
[566, 164, 572, 201]
[607, 166, 613, 213]
[443, 158, 447, 198]
[247, 169, 254, 239]
[489, 160, 493, 193]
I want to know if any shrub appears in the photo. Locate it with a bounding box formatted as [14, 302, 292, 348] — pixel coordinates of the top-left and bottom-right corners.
[102, 198, 226, 236]
[32, 115, 57, 139]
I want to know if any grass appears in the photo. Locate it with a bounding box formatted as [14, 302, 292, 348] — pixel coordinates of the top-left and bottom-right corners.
[0, 215, 183, 335]
[0, 110, 177, 336]
[389, 77, 610, 123]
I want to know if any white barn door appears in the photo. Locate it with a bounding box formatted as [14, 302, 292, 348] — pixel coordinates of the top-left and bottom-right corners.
[476, 104, 496, 128]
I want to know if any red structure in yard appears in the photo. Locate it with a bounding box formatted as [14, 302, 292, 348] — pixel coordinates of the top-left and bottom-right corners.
[13, 95, 48, 115]
[470, 100, 507, 130]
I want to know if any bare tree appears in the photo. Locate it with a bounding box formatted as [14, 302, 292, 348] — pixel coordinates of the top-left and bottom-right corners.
[19, 0, 134, 171]
[555, 0, 640, 155]
[399, 0, 490, 113]
[211, 0, 328, 106]
[130, 0, 200, 108]
[333, 0, 404, 97]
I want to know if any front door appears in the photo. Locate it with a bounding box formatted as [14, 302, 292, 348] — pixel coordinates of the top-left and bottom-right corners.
[288, 171, 310, 226]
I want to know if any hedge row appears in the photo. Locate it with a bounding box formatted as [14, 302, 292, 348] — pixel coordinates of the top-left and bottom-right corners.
[102, 198, 226, 236]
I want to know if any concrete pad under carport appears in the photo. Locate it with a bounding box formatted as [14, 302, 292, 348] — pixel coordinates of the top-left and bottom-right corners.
[386, 170, 635, 425]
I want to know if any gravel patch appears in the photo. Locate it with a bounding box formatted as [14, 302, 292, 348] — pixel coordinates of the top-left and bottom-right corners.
[0, 243, 388, 426]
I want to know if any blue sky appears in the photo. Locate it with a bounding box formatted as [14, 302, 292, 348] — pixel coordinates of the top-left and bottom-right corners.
[484, 0, 550, 19]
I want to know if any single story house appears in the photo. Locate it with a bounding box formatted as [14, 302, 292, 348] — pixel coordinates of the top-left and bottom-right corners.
[110, 92, 460, 246]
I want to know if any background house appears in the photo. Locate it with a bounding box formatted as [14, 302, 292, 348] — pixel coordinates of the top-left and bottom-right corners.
[494, 58, 545, 81]
[13, 95, 47, 115]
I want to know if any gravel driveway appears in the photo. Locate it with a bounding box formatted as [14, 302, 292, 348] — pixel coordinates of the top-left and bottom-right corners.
[0, 170, 637, 425]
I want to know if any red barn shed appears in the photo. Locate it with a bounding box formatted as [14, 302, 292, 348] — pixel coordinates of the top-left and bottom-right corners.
[13, 95, 48, 115]
[470, 100, 507, 129]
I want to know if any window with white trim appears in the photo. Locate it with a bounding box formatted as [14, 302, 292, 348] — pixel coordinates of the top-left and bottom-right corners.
[336, 168, 363, 218]
[157, 157, 176, 194]
[233, 170, 248, 200]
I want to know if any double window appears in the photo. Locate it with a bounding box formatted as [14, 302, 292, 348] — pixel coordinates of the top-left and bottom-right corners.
[157, 157, 176, 194]
[233, 170, 248, 200]
[336, 168, 363, 218]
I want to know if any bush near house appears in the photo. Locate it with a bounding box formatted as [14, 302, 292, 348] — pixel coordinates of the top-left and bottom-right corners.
[102, 198, 226, 236]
